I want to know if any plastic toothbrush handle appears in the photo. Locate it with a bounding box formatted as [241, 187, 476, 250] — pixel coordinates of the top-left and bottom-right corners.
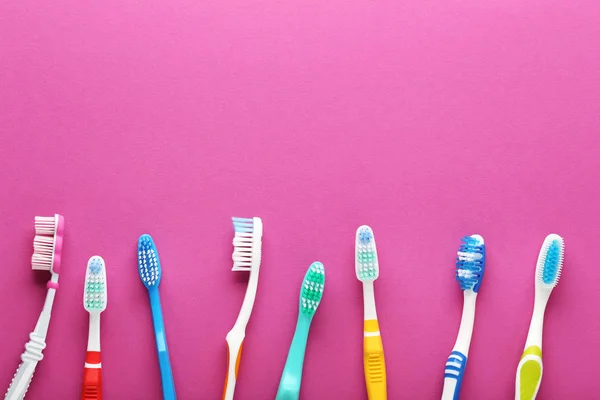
[364, 319, 387, 400]
[5, 361, 37, 400]
[441, 351, 468, 400]
[5, 331, 47, 400]
[276, 317, 311, 400]
[149, 289, 176, 400]
[515, 346, 543, 400]
[442, 290, 477, 400]
[157, 350, 176, 400]
[81, 351, 102, 400]
[222, 336, 244, 400]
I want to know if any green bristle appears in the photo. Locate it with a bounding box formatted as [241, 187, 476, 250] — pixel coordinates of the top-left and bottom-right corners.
[356, 226, 379, 281]
[300, 262, 325, 316]
[84, 257, 107, 312]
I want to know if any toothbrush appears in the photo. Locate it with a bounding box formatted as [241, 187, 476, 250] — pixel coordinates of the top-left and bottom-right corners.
[515, 234, 564, 400]
[223, 217, 263, 400]
[355, 225, 387, 400]
[441, 235, 486, 400]
[81, 256, 107, 400]
[276, 262, 325, 400]
[137, 234, 176, 400]
[5, 214, 65, 400]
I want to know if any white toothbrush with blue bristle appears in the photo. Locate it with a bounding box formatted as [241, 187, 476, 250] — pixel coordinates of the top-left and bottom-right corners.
[441, 235, 486, 400]
[515, 234, 564, 400]
[223, 217, 263, 400]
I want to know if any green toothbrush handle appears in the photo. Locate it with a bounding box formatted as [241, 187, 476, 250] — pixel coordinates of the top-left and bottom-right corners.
[276, 317, 311, 400]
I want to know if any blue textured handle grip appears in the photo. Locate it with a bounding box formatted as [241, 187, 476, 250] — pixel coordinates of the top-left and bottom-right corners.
[150, 289, 176, 400]
[444, 351, 467, 400]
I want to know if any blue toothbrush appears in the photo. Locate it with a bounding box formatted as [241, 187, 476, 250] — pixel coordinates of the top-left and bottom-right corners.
[138, 234, 177, 400]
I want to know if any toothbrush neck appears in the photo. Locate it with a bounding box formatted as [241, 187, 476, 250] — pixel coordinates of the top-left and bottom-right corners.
[453, 290, 477, 355]
[149, 288, 163, 315]
[525, 291, 550, 350]
[362, 281, 378, 321]
[232, 266, 261, 332]
[87, 313, 101, 352]
[276, 315, 311, 398]
[34, 278, 59, 338]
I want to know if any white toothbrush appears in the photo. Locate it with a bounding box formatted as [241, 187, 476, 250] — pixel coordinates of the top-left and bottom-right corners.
[223, 217, 263, 400]
[355, 225, 387, 400]
[81, 256, 107, 400]
[441, 235, 486, 400]
[515, 234, 564, 400]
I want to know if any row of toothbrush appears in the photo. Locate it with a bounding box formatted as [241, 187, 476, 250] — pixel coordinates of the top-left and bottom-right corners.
[3, 214, 564, 400]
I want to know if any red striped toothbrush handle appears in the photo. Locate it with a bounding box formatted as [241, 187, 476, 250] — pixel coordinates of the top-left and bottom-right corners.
[82, 351, 102, 400]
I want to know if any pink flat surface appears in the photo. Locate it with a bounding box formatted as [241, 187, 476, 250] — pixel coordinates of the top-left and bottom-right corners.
[1, 0, 600, 399]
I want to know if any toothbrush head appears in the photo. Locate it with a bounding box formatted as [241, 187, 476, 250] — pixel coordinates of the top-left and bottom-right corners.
[138, 234, 162, 289]
[84, 256, 107, 313]
[232, 217, 263, 272]
[299, 262, 325, 318]
[456, 235, 486, 292]
[31, 214, 65, 275]
[536, 234, 564, 290]
[355, 225, 379, 282]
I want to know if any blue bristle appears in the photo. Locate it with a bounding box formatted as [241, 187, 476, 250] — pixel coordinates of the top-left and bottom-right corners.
[358, 228, 373, 244]
[89, 258, 102, 274]
[543, 240, 561, 284]
[232, 217, 254, 233]
[137, 234, 161, 288]
[455, 236, 486, 292]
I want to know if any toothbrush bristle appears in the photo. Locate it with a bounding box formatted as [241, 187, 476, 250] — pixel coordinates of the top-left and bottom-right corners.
[232, 217, 263, 272]
[300, 262, 325, 317]
[456, 235, 486, 292]
[537, 234, 564, 288]
[355, 225, 379, 281]
[138, 234, 161, 288]
[84, 256, 107, 312]
[31, 215, 63, 272]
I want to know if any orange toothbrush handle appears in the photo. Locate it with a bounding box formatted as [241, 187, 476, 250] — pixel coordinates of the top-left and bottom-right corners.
[82, 351, 102, 400]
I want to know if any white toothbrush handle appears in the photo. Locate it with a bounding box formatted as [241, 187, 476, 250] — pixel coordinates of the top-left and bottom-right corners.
[5, 287, 56, 400]
[442, 291, 477, 400]
[5, 332, 47, 400]
[222, 252, 261, 400]
[5, 360, 37, 400]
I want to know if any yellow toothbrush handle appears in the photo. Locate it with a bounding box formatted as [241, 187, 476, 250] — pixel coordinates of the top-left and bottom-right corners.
[515, 346, 543, 400]
[364, 320, 387, 400]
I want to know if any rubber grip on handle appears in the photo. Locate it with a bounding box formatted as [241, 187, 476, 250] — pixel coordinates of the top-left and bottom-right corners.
[516, 346, 543, 400]
[364, 320, 387, 400]
[82, 369, 102, 400]
[442, 351, 467, 400]
[222, 340, 244, 400]
[82, 351, 102, 400]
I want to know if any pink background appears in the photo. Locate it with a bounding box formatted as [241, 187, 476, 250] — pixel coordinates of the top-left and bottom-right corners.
[1, 0, 600, 399]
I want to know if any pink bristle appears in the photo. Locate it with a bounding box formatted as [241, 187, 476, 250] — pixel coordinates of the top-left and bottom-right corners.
[31, 216, 59, 271]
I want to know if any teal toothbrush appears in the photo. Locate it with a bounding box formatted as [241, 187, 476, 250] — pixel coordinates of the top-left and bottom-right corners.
[276, 262, 325, 400]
